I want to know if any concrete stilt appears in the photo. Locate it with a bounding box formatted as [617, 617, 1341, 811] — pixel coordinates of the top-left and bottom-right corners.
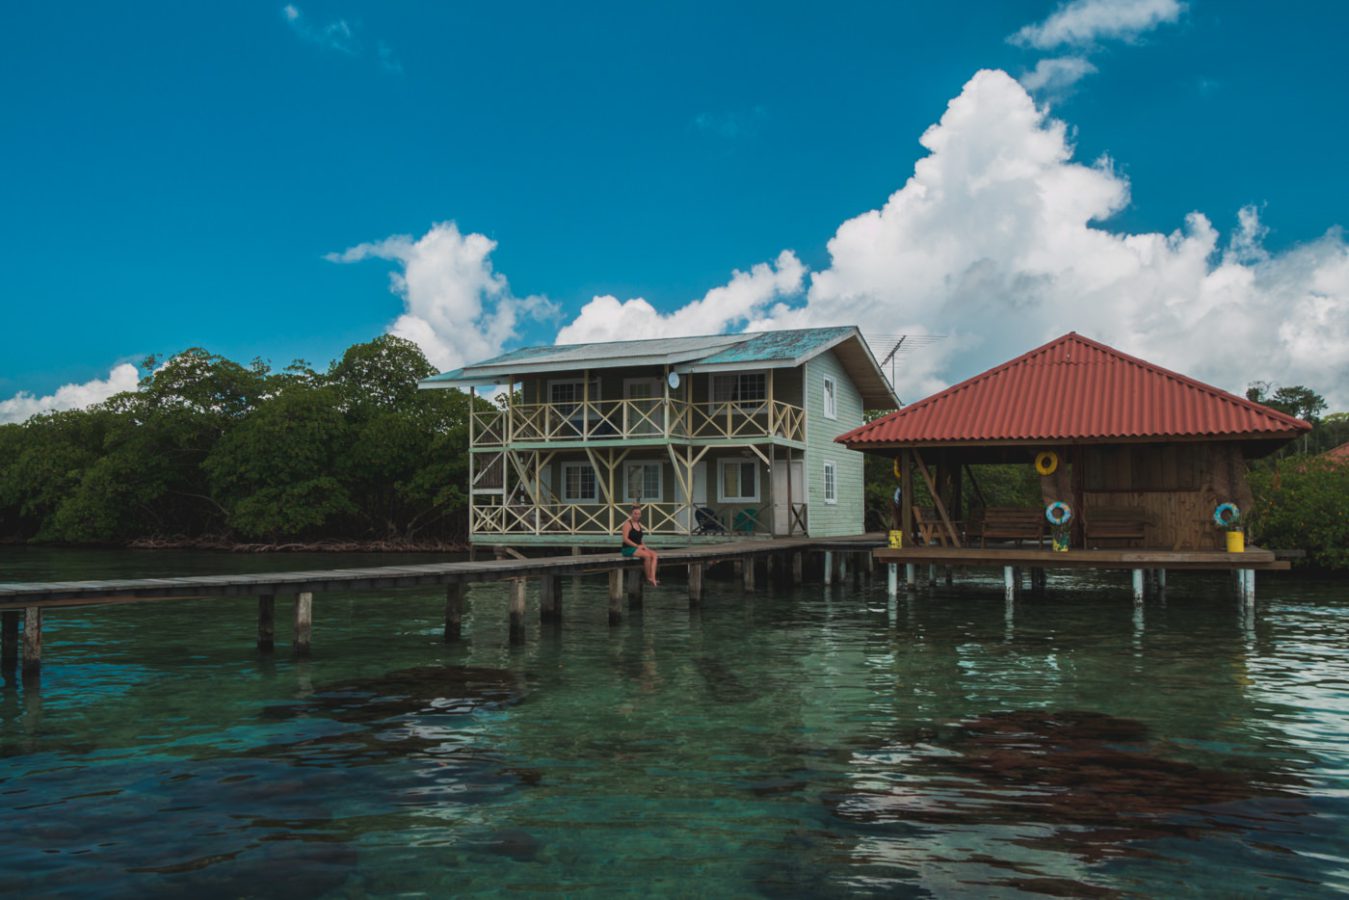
[444, 582, 465, 640]
[292, 592, 313, 656]
[836, 553, 848, 584]
[257, 595, 276, 652]
[1003, 567, 1016, 603]
[887, 563, 898, 597]
[608, 569, 624, 625]
[906, 563, 917, 589]
[509, 578, 527, 644]
[22, 607, 42, 679]
[1157, 568, 1167, 600]
[823, 551, 833, 585]
[928, 563, 937, 585]
[540, 574, 562, 622]
[1131, 569, 1145, 606]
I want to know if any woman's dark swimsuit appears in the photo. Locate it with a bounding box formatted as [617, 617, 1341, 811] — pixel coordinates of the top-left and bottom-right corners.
[621, 525, 644, 557]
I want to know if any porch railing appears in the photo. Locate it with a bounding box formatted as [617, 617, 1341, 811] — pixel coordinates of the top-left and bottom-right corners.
[469, 498, 797, 538]
[471, 398, 805, 448]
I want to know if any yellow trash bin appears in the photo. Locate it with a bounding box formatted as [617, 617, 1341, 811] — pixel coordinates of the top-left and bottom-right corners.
[1225, 530, 1245, 553]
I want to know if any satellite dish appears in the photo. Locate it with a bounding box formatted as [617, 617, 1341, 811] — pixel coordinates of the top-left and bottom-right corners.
[667, 371, 681, 390]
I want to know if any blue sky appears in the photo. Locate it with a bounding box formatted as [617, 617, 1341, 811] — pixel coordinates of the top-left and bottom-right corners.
[3, 0, 1348, 416]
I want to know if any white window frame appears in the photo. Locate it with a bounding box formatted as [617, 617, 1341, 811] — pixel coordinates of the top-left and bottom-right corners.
[547, 378, 601, 404]
[718, 459, 760, 503]
[823, 461, 837, 504]
[712, 372, 767, 405]
[623, 461, 663, 503]
[560, 461, 598, 503]
[823, 374, 838, 420]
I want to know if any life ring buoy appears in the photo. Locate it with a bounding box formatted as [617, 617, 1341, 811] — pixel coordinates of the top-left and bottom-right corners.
[1213, 502, 1240, 528]
[1045, 501, 1072, 527]
[1035, 451, 1059, 476]
[893, 487, 903, 506]
[893, 458, 902, 480]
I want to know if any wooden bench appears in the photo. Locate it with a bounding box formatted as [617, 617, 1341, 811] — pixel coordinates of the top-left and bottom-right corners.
[1084, 506, 1152, 548]
[976, 507, 1045, 548]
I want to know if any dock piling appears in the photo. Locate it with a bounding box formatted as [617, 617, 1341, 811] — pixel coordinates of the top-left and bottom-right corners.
[292, 592, 313, 656]
[257, 595, 275, 652]
[791, 552, 803, 583]
[2, 610, 18, 671]
[688, 563, 704, 607]
[444, 583, 465, 641]
[626, 568, 644, 608]
[608, 569, 624, 625]
[742, 556, 756, 592]
[887, 563, 898, 597]
[509, 579, 527, 643]
[822, 551, 833, 585]
[1131, 569, 1145, 606]
[540, 574, 562, 622]
[1003, 567, 1016, 603]
[22, 607, 41, 679]
[906, 564, 916, 589]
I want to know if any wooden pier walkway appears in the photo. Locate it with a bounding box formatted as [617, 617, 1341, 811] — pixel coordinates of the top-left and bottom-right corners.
[0, 536, 884, 679]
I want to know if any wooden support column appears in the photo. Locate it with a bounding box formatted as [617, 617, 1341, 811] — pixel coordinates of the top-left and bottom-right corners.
[257, 595, 276, 652]
[508, 578, 527, 643]
[22, 607, 42, 678]
[742, 555, 756, 592]
[540, 574, 562, 622]
[626, 568, 644, 608]
[688, 563, 704, 606]
[444, 583, 465, 640]
[2, 610, 19, 671]
[791, 552, 803, 583]
[900, 449, 914, 545]
[608, 569, 624, 625]
[293, 592, 313, 656]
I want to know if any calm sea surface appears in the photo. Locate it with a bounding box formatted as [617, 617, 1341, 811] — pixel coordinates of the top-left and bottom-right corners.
[1, 547, 1347, 897]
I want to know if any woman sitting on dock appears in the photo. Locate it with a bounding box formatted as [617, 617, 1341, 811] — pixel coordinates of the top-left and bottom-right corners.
[621, 505, 660, 587]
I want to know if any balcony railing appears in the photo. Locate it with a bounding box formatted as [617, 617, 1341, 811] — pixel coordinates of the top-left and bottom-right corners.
[471, 398, 805, 448]
[469, 498, 808, 538]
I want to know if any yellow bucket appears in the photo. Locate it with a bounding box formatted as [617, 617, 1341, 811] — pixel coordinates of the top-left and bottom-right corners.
[888, 530, 904, 549]
[1226, 531, 1245, 553]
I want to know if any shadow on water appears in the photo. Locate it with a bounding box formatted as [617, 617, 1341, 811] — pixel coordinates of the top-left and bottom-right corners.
[825, 708, 1315, 892]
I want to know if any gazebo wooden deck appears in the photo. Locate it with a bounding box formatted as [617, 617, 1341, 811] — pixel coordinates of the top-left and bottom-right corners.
[838, 333, 1311, 603]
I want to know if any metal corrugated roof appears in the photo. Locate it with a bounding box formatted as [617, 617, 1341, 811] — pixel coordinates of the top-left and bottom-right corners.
[419, 327, 899, 408]
[837, 332, 1311, 446]
[693, 326, 856, 365]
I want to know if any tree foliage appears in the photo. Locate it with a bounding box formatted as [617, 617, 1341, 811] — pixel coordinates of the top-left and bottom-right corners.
[0, 336, 485, 546]
[1248, 459, 1349, 570]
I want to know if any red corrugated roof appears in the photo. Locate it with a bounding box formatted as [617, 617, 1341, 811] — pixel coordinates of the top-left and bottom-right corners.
[838, 332, 1311, 446]
[1325, 442, 1349, 463]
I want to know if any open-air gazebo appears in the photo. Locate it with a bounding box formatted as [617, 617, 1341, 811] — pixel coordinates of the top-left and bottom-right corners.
[838, 333, 1311, 600]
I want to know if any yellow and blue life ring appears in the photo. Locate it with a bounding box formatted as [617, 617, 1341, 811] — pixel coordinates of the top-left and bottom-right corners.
[1213, 502, 1240, 528]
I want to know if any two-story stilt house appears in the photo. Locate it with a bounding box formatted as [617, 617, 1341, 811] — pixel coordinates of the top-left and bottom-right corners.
[420, 326, 897, 548]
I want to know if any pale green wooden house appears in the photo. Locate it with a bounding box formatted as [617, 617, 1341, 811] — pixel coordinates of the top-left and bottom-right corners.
[420, 326, 897, 547]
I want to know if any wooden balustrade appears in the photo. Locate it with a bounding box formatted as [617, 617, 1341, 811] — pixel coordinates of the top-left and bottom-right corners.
[470, 397, 805, 448]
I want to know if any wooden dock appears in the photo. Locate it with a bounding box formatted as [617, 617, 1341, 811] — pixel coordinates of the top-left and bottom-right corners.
[0, 537, 884, 679]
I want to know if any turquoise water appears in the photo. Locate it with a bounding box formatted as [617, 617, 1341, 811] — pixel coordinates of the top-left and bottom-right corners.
[2, 548, 1348, 897]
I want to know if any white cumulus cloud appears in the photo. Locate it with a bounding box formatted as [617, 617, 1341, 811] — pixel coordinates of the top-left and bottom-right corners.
[1019, 56, 1098, 94]
[731, 69, 1349, 407]
[555, 251, 805, 345]
[1011, 0, 1185, 49]
[0, 363, 141, 424]
[327, 222, 555, 371]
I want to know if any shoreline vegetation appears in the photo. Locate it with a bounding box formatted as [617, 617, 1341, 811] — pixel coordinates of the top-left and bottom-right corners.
[3, 336, 1345, 569]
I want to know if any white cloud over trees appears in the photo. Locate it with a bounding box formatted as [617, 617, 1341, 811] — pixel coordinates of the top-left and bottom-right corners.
[0, 363, 140, 424]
